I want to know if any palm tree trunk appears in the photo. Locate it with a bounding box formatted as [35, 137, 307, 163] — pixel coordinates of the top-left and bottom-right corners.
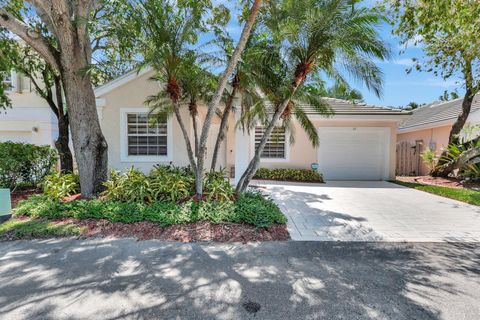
[235, 74, 305, 195]
[211, 83, 238, 171]
[194, 0, 263, 198]
[173, 102, 197, 171]
[432, 60, 476, 177]
[192, 113, 199, 157]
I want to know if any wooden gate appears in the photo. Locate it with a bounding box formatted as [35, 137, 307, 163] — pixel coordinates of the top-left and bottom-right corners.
[396, 140, 423, 176]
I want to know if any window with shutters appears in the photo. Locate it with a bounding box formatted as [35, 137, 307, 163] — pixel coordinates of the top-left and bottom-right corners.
[255, 126, 287, 159]
[120, 108, 172, 162]
[127, 113, 167, 156]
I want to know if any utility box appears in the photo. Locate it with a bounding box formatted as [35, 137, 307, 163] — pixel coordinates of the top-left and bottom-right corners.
[0, 189, 11, 222]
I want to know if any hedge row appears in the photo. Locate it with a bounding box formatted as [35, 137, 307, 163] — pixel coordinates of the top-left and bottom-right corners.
[253, 168, 323, 182]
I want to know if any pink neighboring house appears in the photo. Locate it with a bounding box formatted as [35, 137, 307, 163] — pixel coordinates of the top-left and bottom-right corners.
[397, 94, 480, 175]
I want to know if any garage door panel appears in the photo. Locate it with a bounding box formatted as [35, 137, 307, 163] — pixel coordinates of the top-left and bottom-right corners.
[318, 127, 389, 180]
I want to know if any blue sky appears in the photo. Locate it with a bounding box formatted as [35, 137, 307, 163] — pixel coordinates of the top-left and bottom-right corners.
[219, 0, 463, 108]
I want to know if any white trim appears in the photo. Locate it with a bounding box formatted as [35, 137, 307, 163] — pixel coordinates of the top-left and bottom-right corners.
[317, 127, 391, 180]
[250, 126, 291, 163]
[308, 114, 410, 121]
[94, 67, 153, 97]
[119, 107, 173, 163]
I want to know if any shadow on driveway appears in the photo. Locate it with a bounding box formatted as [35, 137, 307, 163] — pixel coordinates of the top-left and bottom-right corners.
[1, 239, 479, 319]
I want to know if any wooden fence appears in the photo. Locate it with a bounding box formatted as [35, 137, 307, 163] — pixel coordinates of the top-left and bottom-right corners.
[396, 140, 423, 176]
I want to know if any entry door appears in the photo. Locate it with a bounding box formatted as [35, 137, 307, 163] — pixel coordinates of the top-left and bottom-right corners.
[317, 127, 389, 180]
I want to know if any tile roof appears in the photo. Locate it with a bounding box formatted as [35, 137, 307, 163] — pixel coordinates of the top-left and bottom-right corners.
[302, 97, 410, 116]
[398, 94, 480, 131]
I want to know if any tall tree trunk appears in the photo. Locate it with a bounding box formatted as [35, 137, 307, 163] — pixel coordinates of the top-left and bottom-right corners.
[0, 2, 109, 197]
[211, 80, 239, 171]
[236, 70, 307, 194]
[60, 68, 108, 197]
[55, 114, 74, 173]
[195, 0, 263, 198]
[432, 60, 476, 177]
[53, 76, 73, 173]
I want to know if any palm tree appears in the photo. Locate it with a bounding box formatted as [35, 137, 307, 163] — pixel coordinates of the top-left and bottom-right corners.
[206, 33, 267, 170]
[179, 58, 217, 156]
[138, 1, 203, 171]
[235, 0, 390, 194]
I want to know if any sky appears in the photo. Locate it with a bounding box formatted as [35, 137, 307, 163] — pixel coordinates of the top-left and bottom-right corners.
[218, 0, 463, 109]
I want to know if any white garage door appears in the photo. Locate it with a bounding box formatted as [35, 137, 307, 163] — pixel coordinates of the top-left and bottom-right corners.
[318, 127, 390, 180]
[0, 131, 32, 143]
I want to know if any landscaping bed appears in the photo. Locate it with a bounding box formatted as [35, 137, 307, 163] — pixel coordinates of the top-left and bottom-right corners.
[1, 217, 289, 242]
[396, 176, 480, 190]
[2, 165, 290, 242]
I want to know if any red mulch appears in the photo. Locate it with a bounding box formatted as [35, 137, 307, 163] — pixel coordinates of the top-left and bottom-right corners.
[10, 189, 41, 208]
[396, 176, 480, 189]
[75, 219, 290, 242]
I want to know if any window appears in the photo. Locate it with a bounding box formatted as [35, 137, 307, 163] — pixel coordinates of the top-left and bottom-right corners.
[255, 126, 286, 159]
[1, 71, 13, 92]
[126, 113, 168, 156]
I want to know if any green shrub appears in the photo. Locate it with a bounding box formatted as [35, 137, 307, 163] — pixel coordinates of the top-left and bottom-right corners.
[420, 148, 437, 173]
[0, 142, 57, 190]
[102, 165, 237, 203]
[150, 165, 194, 202]
[195, 200, 236, 223]
[253, 167, 323, 182]
[43, 172, 80, 199]
[102, 168, 152, 202]
[234, 191, 287, 227]
[14, 191, 287, 228]
[203, 170, 234, 202]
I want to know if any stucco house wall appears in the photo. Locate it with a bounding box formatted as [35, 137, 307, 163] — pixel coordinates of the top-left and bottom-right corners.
[240, 119, 398, 180]
[397, 125, 451, 175]
[97, 70, 229, 173]
[0, 73, 58, 146]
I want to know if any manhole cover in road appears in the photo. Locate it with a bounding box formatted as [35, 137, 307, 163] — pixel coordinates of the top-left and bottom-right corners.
[243, 301, 261, 314]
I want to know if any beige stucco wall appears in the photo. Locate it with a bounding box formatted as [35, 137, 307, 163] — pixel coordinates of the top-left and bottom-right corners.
[0, 75, 58, 146]
[97, 70, 401, 179]
[397, 125, 451, 175]
[98, 70, 227, 173]
[234, 119, 399, 180]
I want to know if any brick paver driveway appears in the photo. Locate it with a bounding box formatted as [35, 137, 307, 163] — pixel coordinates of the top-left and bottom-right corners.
[258, 180, 480, 241]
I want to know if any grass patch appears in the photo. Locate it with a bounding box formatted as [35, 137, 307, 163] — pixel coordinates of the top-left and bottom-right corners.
[0, 218, 85, 240]
[394, 181, 480, 206]
[13, 191, 286, 228]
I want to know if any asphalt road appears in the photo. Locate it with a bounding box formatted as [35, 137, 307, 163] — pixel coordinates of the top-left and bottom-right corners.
[1, 239, 479, 319]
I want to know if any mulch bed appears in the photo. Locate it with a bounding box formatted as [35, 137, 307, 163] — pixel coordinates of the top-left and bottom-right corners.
[10, 189, 41, 208]
[76, 219, 290, 242]
[3, 216, 290, 242]
[396, 176, 480, 189]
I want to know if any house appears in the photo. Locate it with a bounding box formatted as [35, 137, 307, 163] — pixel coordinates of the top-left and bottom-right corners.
[0, 70, 59, 144]
[1, 68, 410, 181]
[397, 95, 480, 175]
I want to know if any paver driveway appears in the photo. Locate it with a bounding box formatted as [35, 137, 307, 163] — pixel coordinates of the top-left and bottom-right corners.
[258, 180, 480, 242]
